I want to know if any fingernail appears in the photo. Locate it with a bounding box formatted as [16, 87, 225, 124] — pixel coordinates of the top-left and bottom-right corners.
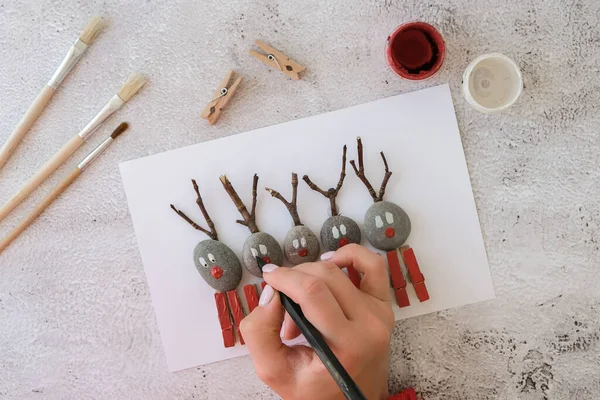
[262, 264, 279, 273]
[320, 251, 335, 261]
[280, 320, 286, 338]
[259, 284, 275, 306]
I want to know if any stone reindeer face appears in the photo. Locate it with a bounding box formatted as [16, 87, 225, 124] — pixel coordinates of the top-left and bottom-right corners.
[242, 232, 284, 276]
[284, 225, 320, 264]
[221, 174, 284, 276]
[266, 173, 320, 265]
[170, 179, 242, 293]
[364, 201, 411, 251]
[320, 215, 361, 252]
[194, 239, 242, 292]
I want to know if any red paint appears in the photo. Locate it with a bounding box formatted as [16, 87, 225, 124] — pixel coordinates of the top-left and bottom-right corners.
[211, 266, 223, 279]
[387, 250, 410, 308]
[298, 248, 308, 257]
[347, 266, 361, 288]
[338, 237, 349, 247]
[261, 281, 267, 290]
[386, 21, 445, 80]
[244, 284, 259, 312]
[227, 290, 246, 345]
[401, 247, 430, 302]
[385, 227, 396, 238]
[214, 292, 235, 347]
[261, 256, 271, 264]
[393, 29, 432, 70]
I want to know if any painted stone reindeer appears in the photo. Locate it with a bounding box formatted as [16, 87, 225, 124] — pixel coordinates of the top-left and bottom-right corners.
[220, 174, 284, 275]
[302, 145, 362, 287]
[350, 137, 429, 307]
[170, 179, 253, 348]
[266, 173, 320, 264]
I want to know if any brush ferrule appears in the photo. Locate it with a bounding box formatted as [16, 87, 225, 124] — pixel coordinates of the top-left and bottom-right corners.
[48, 39, 88, 89]
[78, 136, 113, 170]
[78, 95, 125, 140]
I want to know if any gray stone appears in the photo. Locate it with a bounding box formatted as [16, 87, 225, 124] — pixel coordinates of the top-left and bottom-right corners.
[193, 239, 242, 292]
[363, 201, 411, 251]
[242, 232, 284, 276]
[283, 225, 320, 265]
[320, 215, 361, 251]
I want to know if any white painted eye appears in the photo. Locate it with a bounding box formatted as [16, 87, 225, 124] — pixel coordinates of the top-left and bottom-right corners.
[332, 226, 340, 239]
[199, 257, 209, 268]
[340, 224, 347, 235]
[301, 237, 307, 247]
[251, 248, 258, 257]
[292, 239, 299, 249]
[385, 212, 394, 224]
[208, 253, 216, 263]
[375, 215, 384, 228]
[259, 244, 268, 255]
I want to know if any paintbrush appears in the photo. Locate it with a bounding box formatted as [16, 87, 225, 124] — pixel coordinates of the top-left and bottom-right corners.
[0, 122, 128, 253]
[0, 73, 145, 223]
[0, 16, 104, 171]
[255, 256, 367, 400]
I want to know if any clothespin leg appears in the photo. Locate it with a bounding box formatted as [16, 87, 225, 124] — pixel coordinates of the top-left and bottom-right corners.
[244, 284, 259, 313]
[401, 246, 430, 302]
[346, 266, 361, 288]
[214, 292, 235, 347]
[226, 290, 246, 345]
[387, 250, 410, 307]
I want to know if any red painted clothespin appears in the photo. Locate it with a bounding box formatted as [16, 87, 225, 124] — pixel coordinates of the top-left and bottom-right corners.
[401, 246, 429, 302]
[214, 292, 235, 347]
[226, 290, 245, 345]
[387, 250, 410, 308]
[347, 266, 361, 288]
[389, 387, 419, 400]
[244, 284, 260, 312]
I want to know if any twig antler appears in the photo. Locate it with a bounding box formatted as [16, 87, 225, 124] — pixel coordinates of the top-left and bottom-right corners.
[219, 174, 260, 234]
[350, 137, 392, 203]
[303, 145, 347, 216]
[266, 173, 302, 226]
[170, 179, 219, 241]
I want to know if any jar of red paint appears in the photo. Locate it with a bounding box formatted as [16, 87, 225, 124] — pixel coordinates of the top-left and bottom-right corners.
[386, 22, 446, 80]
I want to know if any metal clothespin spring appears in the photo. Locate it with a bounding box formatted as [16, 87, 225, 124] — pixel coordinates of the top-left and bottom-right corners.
[267, 54, 283, 71]
[210, 87, 228, 103]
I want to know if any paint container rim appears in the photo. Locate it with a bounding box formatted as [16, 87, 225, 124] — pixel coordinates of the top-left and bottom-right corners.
[462, 53, 523, 114]
[385, 21, 446, 81]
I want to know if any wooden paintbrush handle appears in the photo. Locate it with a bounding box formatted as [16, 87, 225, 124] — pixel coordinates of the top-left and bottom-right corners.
[0, 167, 81, 253]
[0, 85, 56, 170]
[0, 134, 84, 222]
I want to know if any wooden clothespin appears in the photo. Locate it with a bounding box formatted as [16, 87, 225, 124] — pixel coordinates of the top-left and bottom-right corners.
[249, 40, 306, 80]
[201, 70, 242, 125]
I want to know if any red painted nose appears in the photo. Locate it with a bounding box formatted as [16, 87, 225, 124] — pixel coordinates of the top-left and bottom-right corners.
[211, 266, 223, 279]
[261, 256, 271, 264]
[385, 227, 396, 238]
[338, 237, 349, 248]
[298, 248, 308, 257]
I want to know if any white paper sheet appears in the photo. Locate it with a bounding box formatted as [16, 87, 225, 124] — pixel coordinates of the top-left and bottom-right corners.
[119, 84, 495, 372]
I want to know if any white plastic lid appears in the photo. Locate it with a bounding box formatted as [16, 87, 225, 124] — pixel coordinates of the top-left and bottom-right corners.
[462, 53, 522, 114]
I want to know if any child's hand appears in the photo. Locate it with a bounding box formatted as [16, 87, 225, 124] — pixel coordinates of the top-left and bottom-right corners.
[241, 244, 394, 400]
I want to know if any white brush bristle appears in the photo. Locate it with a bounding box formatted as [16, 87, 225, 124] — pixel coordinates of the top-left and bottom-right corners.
[117, 73, 147, 102]
[79, 16, 104, 45]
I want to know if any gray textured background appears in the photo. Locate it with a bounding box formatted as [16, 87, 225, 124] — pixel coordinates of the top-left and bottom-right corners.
[0, 0, 599, 399]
